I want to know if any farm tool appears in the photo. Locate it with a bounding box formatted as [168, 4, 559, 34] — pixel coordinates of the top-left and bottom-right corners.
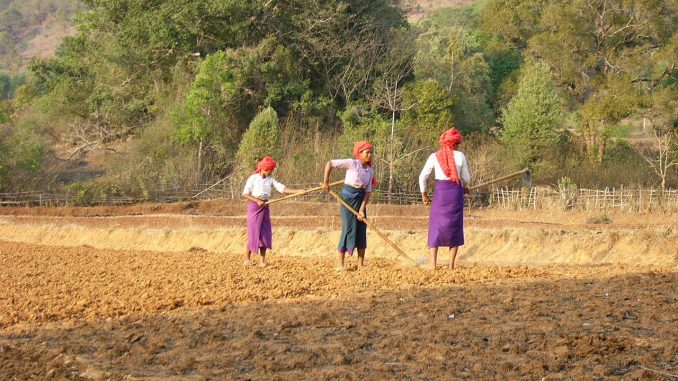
[265, 181, 417, 265]
[326, 189, 417, 265]
[265, 180, 344, 205]
[467, 167, 532, 192]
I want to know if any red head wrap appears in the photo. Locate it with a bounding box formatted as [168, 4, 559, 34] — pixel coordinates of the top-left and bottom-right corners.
[255, 156, 277, 174]
[352, 141, 378, 187]
[435, 128, 462, 183]
[439, 127, 462, 148]
[353, 141, 373, 161]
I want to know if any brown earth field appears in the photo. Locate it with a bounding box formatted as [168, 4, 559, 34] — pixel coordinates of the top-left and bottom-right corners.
[0, 200, 677, 380]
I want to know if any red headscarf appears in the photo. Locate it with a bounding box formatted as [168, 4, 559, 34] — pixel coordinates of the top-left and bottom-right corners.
[255, 156, 277, 174]
[353, 141, 378, 187]
[435, 128, 462, 183]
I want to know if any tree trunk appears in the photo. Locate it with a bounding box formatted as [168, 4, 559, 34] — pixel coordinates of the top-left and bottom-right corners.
[597, 139, 606, 163]
[388, 160, 394, 202]
[581, 121, 597, 164]
[387, 142, 395, 203]
[448, 53, 455, 92]
[314, 121, 320, 174]
[197, 139, 203, 187]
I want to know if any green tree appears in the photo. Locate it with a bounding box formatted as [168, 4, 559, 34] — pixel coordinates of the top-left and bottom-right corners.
[79, 0, 260, 73]
[174, 51, 235, 146]
[452, 53, 494, 133]
[414, 23, 477, 91]
[401, 79, 454, 144]
[500, 60, 564, 167]
[366, 27, 418, 195]
[236, 107, 281, 174]
[413, 20, 494, 132]
[479, 0, 547, 50]
[273, 0, 408, 105]
[482, 0, 678, 163]
[578, 75, 640, 163]
[339, 104, 391, 153]
[174, 39, 310, 180]
[0, 119, 51, 191]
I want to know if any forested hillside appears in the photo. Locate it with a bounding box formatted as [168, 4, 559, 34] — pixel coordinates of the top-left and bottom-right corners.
[0, 0, 676, 201]
[0, 0, 81, 72]
[0, 0, 459, 72]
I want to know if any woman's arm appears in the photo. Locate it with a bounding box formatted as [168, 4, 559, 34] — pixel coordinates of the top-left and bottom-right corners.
[460, 153, 471, 185]
[241, 176, 264, 206]
[321, 161, 333, 191]
[242, 194, 265, 206]
[272, 179, 303, 194]
[419, 154, 435, 205]
[460, 153, 471, 194]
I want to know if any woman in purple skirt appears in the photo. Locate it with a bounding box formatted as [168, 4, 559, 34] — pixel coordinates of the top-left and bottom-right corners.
[242, 156, 302, 267]
[418, 127, 471, 269]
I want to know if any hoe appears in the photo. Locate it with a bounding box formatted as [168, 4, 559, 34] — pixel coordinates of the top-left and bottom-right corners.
[265, 168, 532, 265]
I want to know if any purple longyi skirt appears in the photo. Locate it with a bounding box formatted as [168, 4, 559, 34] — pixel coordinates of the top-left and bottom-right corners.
[247, 201, 272, 253]
[428, 180, 465, 248]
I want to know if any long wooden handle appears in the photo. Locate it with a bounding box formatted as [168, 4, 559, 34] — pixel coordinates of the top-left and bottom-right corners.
[468, 167, 529, 191]
[265, 180, 344, 205]
[327, 190, 416, 264]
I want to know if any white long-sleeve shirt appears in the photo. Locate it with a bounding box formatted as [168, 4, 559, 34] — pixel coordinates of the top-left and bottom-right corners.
[242, 174, 286, 200]
[418, 151, 471, 193]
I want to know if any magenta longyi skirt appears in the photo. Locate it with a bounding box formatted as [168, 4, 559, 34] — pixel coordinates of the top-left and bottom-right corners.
[247, 201, 273, 253]
[427, 180, 465, 248]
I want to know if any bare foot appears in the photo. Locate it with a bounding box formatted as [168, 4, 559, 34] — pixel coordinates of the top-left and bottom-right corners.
[259, 262, 268, 268]
[243, 259, 253, 267]
[335, 266, 347, 272]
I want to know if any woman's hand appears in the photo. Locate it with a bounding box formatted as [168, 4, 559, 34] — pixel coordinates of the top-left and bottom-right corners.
[320, 182, 330, 192]
[357, 208, 366, 222]
[421, 193, 431, 205]
[256, 199, 266, 207]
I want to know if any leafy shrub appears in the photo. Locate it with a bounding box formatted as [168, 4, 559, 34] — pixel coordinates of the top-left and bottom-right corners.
[236, 107, 281, 174]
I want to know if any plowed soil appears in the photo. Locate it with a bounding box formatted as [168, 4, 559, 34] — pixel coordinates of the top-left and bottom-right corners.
[1, 200, 676, 380]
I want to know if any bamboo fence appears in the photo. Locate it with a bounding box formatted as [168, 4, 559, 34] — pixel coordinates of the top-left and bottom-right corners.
[1, 183, 677, 212]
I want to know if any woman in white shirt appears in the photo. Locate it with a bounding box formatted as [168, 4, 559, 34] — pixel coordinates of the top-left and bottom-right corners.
[418, 128, 471, 269]
[242, 156, 302, 267]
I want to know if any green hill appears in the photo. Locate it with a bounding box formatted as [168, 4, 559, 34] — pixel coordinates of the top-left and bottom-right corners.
[0, 0, 81, 73]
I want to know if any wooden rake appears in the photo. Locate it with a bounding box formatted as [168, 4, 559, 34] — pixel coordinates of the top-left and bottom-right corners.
[327, 189, 416, 265]
[468, 167, 532, 192]
[265, 180, 344, 206]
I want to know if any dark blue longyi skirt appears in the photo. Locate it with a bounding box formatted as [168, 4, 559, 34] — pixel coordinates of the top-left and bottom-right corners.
[338, 185, 367, 255]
